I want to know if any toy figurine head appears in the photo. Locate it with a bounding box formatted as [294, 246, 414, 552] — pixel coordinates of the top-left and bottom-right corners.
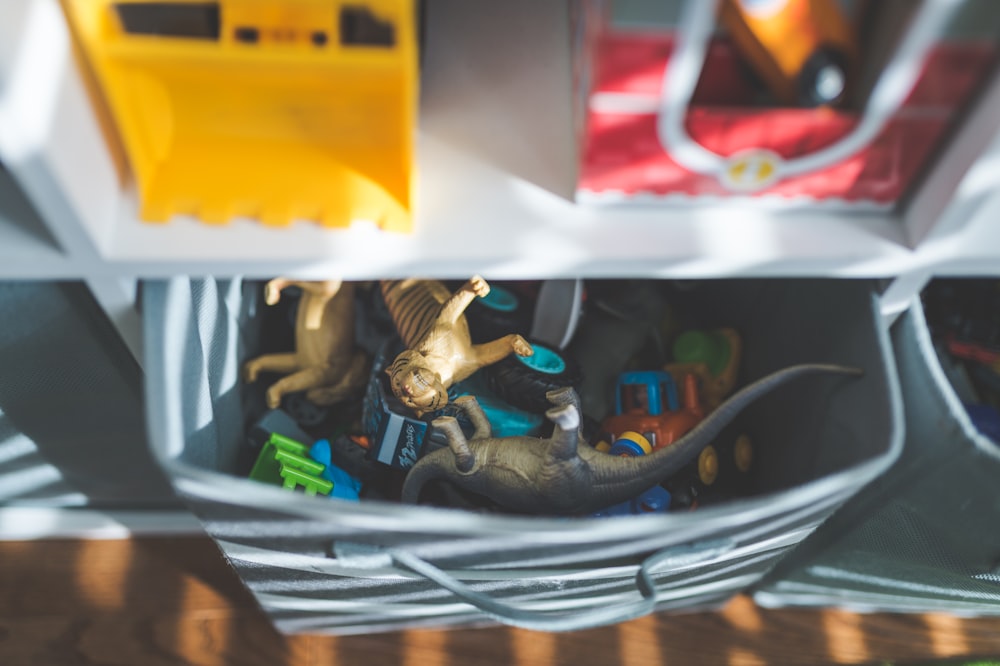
[387, 351, 447, 416]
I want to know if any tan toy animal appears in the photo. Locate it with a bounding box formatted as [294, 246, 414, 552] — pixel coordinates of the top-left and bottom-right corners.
[244, 279, 370, 409]
[381, 276, 533, 416]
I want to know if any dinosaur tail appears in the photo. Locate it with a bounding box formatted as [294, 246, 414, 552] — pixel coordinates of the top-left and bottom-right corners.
[400, 449, 456, 504]
[598, 363, 863, 494]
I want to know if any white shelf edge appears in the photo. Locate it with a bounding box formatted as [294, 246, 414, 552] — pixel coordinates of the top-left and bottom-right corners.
[903, 64, 1000, 248]
[97, 133, 918, 279]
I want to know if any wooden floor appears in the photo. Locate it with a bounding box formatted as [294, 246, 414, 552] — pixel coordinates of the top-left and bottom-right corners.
[1, 537, 999, 666]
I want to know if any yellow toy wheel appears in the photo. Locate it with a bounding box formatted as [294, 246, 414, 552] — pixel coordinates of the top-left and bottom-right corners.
[611, 431, 654, 457]
[734, 434, 754, 473]
[698, 445, 719, 486]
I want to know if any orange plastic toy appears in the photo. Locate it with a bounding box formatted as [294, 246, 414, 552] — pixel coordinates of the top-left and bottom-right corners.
[62, 0, 417, 231]
[602, 371, 705, 453]
[719, 0, 858, 107]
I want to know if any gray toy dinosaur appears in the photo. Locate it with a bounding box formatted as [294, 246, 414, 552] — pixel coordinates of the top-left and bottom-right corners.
[401, 364, 862, 515]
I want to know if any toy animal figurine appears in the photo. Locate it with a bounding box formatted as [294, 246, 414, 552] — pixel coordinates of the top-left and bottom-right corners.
[244, 279, 370, 409]
[381, 276, 533, 416]
[401, 363, 862, 515]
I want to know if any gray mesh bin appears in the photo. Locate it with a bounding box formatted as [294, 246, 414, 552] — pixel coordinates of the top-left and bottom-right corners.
[0, 281, 176, 508]
[143, 277, 902, 634]
[754, 298, 1000, 615]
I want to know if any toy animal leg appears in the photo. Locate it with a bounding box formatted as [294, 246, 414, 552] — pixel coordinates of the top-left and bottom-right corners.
[430, 416, 476, 472]
[304, 352, 371, 405]
[472, 334, 533, 367]
[244, 353, 300, 383]
[437, 275, 490, 325]
[264, 277, 344, 303]
[545, 404, 581, 460]
[263, 278, 295, 305]
[264, 366, 337, 409]
[546, 387, 582, 415]
[300, 280, 346, 330]
[453, 395, 492, 440]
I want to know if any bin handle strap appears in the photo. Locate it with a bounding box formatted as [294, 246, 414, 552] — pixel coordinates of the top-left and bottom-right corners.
[333, 539, 735, 632]
[656, 0, 958, 190]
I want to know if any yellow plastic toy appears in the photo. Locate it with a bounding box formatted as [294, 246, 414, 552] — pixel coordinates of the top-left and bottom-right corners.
[719, 0, 857, 107]
[62, 0, 417, 232]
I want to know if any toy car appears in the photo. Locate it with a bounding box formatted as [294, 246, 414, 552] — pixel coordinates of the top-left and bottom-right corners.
[719, 0, 857, 107]
[664, 433, 754, 510]
[600, 370, 704, 452]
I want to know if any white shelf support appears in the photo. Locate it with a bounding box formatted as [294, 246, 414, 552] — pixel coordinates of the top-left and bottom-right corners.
[902, 65, 1000, 248]
[0, 0, 121, 262]
[86, 276, 143, 364]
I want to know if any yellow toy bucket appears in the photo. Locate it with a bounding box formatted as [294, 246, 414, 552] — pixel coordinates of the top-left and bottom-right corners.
[62, 0, 417, 232]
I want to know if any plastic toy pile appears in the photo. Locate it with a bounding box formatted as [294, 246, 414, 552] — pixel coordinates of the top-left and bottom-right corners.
[922, 279, 1000, 443]
[239, 277, 860, 517]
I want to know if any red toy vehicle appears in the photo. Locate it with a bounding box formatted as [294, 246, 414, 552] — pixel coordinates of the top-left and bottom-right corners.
[601, 370, 704, 452]
[577, 0, 995, 206]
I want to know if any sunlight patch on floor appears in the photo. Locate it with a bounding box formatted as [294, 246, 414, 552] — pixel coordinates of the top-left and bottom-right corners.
[618, 614, 663, 666]
[727, 646, 768, 666]
[73, 540, 128, 610]
[721, 595, 764, 633]
[403, 628, 450, 666]
[510, 626, 557, 665]
[924, 613, 970, 657]
[822, 610, 871, 663]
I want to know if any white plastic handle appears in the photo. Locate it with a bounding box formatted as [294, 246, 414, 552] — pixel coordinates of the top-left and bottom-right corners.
[656, 0, 961, 191]
[335, 539, 737, 632]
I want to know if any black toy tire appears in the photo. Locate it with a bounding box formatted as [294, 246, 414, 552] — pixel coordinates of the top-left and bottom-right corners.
[486, 340, 583, 413]
[282, 392, 330, 428]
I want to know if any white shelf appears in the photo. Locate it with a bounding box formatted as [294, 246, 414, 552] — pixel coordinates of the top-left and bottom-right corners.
[102, 134, 918, 279]
[0, 0, 998, 281]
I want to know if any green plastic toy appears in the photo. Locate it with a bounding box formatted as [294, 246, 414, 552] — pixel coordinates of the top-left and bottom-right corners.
[250, 433, 333, 496]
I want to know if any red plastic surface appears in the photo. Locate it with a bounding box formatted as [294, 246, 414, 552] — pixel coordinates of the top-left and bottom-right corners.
[579, 34, 993, 205]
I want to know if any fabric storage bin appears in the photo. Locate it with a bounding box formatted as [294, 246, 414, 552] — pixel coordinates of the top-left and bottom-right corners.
[754, 296, 1000, 615]
[142, 277, 902, 634]
[0, 281, 177, 508]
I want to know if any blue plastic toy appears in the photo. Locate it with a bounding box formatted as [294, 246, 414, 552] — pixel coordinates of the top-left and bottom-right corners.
[591, 485, 672, 518]
[309, 439, 363, 501]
